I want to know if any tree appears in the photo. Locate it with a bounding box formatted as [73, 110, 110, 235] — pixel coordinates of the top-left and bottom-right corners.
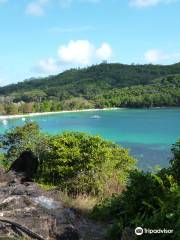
[40, 101, 52, 112]
[20, 102, 34, 113]
[0, 104, 5, 114]
[4, 103, 18, 115]
[0, 122, 48, 166]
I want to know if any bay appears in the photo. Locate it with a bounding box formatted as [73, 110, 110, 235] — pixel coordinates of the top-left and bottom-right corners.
[0, 108, 180, 170]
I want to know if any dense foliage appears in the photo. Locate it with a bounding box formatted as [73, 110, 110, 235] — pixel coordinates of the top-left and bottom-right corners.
[0, 122, 135, 195]
[0, 63, 180, 114]
[0, 122, 48, 167]
[91, 139, 180, 239]
[37, 132, 135, 195]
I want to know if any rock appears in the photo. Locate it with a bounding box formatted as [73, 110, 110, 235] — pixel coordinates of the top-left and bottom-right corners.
[10, 150, 38, 180]
[0, 168, 106, 239]
[0, 167, 79, 240]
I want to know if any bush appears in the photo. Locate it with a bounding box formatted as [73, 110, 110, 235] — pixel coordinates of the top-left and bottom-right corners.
[37, 132, 136, 195]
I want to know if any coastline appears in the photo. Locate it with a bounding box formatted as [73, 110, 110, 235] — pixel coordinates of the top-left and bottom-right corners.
[0, 107, 122, 120]
[0, 107, 178, 120]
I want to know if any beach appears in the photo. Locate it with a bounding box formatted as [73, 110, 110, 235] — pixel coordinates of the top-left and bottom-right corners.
[0, 107, 121, 120]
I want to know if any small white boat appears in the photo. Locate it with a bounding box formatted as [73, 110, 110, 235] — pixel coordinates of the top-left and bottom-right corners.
[2, 119, 8, 125]
[22, 117, 26, 121]
[90, 115, 101, 119]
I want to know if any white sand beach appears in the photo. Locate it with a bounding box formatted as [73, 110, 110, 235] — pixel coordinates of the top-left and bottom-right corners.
[0, 107, 122, 120]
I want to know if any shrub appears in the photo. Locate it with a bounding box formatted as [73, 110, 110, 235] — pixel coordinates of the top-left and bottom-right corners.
[37, 132, 136, 196]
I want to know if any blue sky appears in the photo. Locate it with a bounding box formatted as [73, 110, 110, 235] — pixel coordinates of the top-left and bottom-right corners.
[0, 0, 180, 86]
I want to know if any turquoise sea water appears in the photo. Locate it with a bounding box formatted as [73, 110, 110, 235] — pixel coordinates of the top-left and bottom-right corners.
[0, 108, 180, 169]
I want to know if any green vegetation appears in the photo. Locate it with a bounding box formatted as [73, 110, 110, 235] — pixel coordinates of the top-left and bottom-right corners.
[0, 122, 48, 168]
[91, 139, 180, 239]
[0, 63, 180, 115]
[38, 132, 135, 195]
[0, 122, 135, 196]
[0, 153, 5, 168]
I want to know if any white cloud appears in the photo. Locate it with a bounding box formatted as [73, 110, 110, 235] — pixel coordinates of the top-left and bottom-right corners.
[144, 49, 163, 62]
[58, 40, 112, 65]
[58, 40, 94, 65]
[24, 0, 176, 15]
[96, 43, 112, 61]
[35, 40, 113, 74]
[35, 58, 61, 73]
[129, 0, 175, 8]
[144, 49, 180, 63]
[26, 0, 49, 16]
[26, 0, 100, 16]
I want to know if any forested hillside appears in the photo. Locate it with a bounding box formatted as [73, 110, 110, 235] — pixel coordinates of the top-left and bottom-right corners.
[0, 63, 180, 114]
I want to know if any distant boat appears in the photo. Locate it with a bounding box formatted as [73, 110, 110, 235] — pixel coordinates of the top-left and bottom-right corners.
[2, 119, 8, 125]
[90, 115, 101, 119]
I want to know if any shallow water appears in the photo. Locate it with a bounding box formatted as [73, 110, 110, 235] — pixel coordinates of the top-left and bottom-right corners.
[0, 108, 180, 169]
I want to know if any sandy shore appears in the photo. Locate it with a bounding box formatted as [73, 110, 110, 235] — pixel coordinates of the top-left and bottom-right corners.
[0, 107, 121, 120]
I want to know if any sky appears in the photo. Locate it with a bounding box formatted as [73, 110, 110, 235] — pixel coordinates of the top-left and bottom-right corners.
[0, 0, 180, 86]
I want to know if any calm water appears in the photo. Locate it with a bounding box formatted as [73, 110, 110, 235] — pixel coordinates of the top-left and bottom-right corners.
[0, 108, 180, 169]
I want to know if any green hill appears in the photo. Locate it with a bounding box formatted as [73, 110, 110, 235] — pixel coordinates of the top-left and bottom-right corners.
[0, 63, 180, 114]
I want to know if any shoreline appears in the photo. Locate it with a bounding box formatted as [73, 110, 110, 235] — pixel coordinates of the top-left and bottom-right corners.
[0, 107, 122, 120]
[0, 106, 179, 120]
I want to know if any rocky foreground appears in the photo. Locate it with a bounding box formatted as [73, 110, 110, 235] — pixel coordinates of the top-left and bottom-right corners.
[0, 168, 106, 240]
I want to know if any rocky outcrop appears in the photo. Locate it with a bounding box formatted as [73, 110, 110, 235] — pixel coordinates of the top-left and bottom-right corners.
[0, 168, 106, 240]
[0, 168, 79, 239]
